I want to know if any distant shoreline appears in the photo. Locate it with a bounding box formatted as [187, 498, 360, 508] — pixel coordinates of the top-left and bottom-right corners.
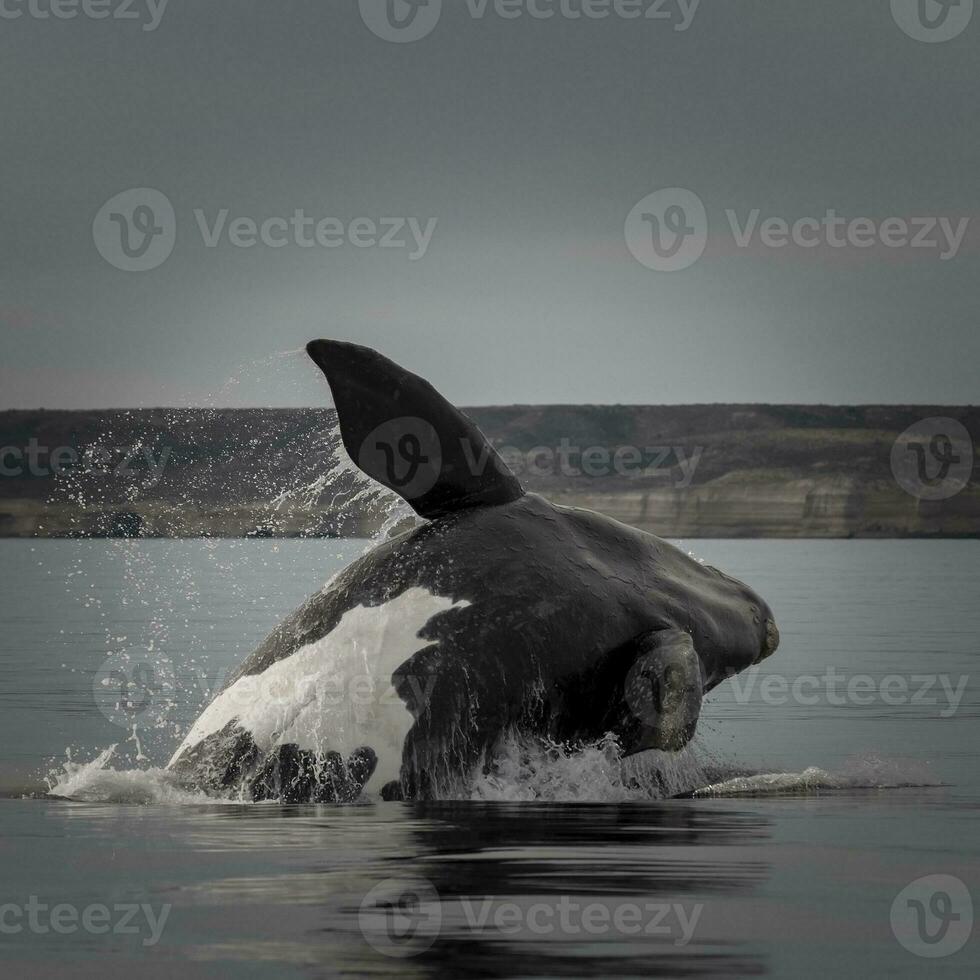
[2, 406, 977, 539]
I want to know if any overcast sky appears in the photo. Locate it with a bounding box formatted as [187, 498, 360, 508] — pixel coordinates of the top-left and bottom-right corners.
[1, 0, 977, 408]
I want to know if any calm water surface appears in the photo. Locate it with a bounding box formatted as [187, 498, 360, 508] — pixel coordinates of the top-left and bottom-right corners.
[1, 539, 977, 977]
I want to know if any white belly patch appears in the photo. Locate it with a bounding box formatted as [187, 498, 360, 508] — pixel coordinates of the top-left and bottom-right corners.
[169, 587, 470, 787]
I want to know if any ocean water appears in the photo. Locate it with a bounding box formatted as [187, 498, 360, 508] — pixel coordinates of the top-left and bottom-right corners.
[1, 538, 977, 977]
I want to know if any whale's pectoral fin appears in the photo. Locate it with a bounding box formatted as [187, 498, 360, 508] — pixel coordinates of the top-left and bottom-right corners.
[611, 629, 704, 754]
[307, 339, 524, 519]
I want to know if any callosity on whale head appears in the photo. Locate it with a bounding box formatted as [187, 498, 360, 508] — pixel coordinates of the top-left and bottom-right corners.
[167, 339, 780, 801]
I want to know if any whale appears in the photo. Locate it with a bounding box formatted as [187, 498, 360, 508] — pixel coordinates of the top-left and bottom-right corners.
[168, 339, 780, 801]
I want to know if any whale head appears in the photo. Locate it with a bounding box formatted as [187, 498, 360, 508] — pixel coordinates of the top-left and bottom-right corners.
[592, 543, 781, 758]
[693, 562, 781, 687]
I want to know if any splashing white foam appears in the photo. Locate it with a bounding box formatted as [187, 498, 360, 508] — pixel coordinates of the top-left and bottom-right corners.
[471, 734, 640, 802]
[693, 767, 842, 797]
[46, 746, 238, 805]
[45, 738, 942, 805]
[469, 733, 712, 803]
[692, 754, 941, 797]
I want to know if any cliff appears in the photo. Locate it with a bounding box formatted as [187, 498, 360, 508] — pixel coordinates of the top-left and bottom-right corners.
[1, 406, 976, 538]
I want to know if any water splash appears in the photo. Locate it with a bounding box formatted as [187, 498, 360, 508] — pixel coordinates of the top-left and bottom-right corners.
[471, 733, 720, 803]
[46, 735, 944, 805]
[470, 734, 641, 803]
[45, 350, 420, 789]
[45, 746, 238, 805]
[692, 754, 942, 797]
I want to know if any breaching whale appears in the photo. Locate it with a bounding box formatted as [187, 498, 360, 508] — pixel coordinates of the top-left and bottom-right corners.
[168, 340, 780, 801]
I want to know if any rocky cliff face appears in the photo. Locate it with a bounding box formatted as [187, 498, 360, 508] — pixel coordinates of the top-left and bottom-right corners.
[550, 477, 980, 538]
[1, 406, 977, 538]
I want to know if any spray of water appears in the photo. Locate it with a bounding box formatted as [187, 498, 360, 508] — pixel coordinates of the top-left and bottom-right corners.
[45, 350, 420, 795]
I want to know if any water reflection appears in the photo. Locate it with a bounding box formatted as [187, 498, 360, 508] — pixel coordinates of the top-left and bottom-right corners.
[341, 802, 772, 978]
[15, 798, 772, 976]
[132, 801, 772, 977]
[17, 790, 980, 978]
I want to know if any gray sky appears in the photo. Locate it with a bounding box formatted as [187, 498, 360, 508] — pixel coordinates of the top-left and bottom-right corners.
[1, 0, 977, 408]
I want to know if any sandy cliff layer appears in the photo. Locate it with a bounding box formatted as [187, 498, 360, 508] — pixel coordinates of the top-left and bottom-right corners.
[1, 406, 977, 538]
